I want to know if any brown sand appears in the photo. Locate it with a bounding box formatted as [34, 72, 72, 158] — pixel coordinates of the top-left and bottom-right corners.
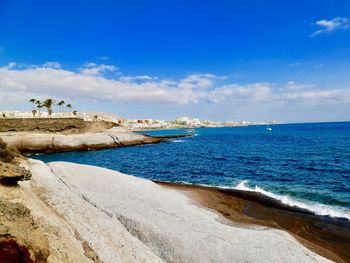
[157, 182, 350, 263]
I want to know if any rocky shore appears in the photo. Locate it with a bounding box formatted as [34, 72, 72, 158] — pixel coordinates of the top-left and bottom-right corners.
[0, 133, 344, 262]
[159, 183, 350, 263]
[0, 159, 335, 263]
[0, 127, 162, 154]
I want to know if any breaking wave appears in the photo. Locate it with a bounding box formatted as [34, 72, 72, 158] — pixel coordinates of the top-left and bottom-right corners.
[233, 180, 350, 221]
[170, 139, 185, 143]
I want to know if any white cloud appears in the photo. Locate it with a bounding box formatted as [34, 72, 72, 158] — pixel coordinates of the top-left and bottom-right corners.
[211, 83, 273, 103]
[284, 81, 316, 91]
[79, 63, 118, 76]
[311, 17, 350, 37]
[0, 63, 349, 111]
[210, 81, 350, 105]
[119, 75, 155, 82]
[178, 74, 225, 90]
[41, 61, 61, 69]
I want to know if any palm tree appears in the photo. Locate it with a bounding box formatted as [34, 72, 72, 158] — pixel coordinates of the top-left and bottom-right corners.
[73, 110, 78, 117]
[57, 100, 65, 117]
[35, 100, 43, 117]
[57, 100, 65, 111]
[43, 98, 54, 117]
[32, 109, 37, 118]
[29, 98, 36, 110]
[66, 104, 72, 110]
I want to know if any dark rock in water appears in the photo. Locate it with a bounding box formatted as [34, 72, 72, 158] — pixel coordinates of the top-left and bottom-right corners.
[0, 162, 32, 185]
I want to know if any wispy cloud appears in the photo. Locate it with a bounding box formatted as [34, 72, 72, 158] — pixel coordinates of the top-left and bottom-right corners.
[119, 75, 155, 82]
[287, 61, 308, 67]
[311, 17, 350, 37]
[287, 61, 325, 69]
[42, 61, 61, 69]
[178, 74, 225, 90]
[79, 63, 118, 76]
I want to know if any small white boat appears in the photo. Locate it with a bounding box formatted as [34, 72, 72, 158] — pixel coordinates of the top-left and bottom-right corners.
[266, 127, 272, 131]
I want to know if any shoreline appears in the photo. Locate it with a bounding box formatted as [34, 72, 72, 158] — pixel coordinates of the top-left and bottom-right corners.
[2, 159, 333, 262]
[1, 122, 347, 261]
[157, 181, 350, 263]
[0, 127, 193, 154]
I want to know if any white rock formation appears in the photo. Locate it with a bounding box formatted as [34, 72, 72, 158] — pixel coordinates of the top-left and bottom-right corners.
[22, 159, 332, 263]
[1, 127, 156, 153]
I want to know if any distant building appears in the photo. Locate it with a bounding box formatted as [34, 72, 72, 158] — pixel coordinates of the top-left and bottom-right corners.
[0, 111, 128, 125]
[175, 116, 201, 126]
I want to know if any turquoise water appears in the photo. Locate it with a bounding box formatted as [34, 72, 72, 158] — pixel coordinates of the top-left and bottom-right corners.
[33, 122, 350, 221]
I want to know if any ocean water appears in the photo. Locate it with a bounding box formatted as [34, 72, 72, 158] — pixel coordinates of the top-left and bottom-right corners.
[33, 122, 350, 221]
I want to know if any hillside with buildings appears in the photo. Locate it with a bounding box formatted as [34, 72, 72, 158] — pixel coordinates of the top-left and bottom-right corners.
[0, 110, 279, 131]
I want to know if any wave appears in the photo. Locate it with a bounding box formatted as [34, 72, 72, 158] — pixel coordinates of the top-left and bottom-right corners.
[171, 139, 185, 143]
[233, 180, 350, 221]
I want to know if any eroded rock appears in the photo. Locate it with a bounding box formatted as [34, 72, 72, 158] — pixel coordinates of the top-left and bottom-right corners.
[0, 198, 49, 262]
[0, 237, 33, 263]
[1, 127, 162, 154]
[0, 162, 32, 185]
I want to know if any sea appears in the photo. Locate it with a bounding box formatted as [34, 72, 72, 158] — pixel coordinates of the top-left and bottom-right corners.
[33, 122, 350, 221]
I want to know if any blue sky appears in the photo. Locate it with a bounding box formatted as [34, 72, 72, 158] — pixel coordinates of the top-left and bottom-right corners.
[0, 0, 350, 122]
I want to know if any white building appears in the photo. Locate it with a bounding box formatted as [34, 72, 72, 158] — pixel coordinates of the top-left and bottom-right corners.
[175, 117, 202, 126]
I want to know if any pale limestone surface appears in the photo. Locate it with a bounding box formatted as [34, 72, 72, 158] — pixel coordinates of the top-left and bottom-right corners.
[24, 159, 332, 263]
[0, 127, 150, 152]
[25, 159, 163, 263]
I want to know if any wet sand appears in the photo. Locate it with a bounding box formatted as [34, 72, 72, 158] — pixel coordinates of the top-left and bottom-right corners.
[157, 182, 350, 263]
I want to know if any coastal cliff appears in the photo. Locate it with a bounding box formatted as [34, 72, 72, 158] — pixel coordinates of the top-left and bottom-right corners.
[0, 127, 161, 153]
[1, 159, 331, 263]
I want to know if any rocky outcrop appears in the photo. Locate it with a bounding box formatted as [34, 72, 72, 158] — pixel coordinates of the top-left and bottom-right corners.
[22, 159, 164, 263]
[0, 162, 31, 185]
[0, 127, 161, 153]
[21, 159, 331, 263]
[0, 198, 49, 262]
[0, 238, 33, 263]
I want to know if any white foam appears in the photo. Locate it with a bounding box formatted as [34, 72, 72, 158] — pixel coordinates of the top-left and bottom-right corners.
[233, 180, 350, 221]
[171, 139, 185, 143]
